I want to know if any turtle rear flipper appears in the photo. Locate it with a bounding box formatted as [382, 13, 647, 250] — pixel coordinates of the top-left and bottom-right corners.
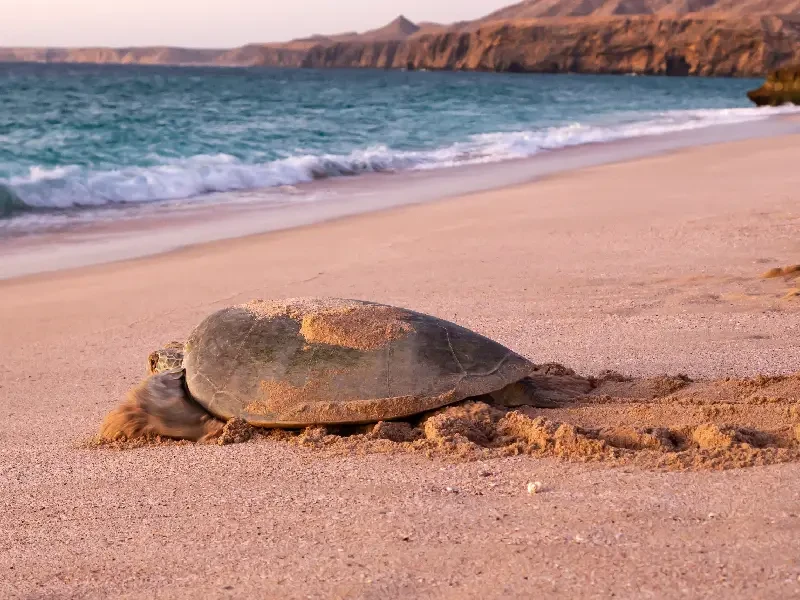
[489, 378, 562, 408]
[100, 370, 223, 442]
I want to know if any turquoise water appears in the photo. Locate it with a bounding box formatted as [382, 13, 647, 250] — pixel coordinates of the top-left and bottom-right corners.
[0, 63, 791, 224]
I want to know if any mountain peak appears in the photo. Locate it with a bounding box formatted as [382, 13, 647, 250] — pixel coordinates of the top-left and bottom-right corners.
[390, 15, 417, 27]
[370, 15, 420, 39]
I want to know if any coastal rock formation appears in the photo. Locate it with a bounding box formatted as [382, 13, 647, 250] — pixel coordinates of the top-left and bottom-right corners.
[0, 47, 225, 66]
[5, 1, 800, 76]
[748, 65, 800, 104]
[299, 16, 800, 77]
[479, 0, 800, 20]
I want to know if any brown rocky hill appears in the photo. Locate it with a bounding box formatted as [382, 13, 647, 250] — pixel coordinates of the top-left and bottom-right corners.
[291, 15, 425, 45]
[298, 15, 800, 76]
[3, 1, 800, 76]
[360, 15, 421, 40]
[481, 0, 800, 19]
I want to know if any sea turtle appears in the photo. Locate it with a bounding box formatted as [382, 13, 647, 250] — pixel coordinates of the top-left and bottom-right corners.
[100, 298, 554, 442]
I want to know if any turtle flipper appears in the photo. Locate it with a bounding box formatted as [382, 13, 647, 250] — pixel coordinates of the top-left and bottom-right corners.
[100, 370, 223, 442]
[489, 378, 562, 409]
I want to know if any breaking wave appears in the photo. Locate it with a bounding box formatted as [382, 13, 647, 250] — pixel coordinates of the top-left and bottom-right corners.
[2, 105, 797, 217]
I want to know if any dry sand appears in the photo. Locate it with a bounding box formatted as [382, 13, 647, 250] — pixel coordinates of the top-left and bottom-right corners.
[3, 135, 800, 598]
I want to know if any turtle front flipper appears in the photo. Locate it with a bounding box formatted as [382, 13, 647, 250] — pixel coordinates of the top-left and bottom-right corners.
[100, 370, 223, 442]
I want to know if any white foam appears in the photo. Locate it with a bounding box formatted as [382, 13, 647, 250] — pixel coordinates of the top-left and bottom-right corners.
[3, 105, 798, 214]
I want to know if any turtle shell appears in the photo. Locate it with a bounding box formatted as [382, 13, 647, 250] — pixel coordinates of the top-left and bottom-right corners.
[183, 298, 533, 427]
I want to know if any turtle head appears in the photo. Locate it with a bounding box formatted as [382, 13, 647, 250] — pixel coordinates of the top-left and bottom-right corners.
[148, 341, 185, 375]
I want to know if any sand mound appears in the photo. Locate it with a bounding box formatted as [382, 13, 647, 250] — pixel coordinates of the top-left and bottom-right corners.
[255, 366, 800, 470]
[217, 418, 254, 446]
[760, 263, 800, 299]
[761, 264, 800, 279]
[92, 364, 800, 471]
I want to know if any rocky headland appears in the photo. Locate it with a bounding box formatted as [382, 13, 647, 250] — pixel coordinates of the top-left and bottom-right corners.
[5, 1, 800, 76]
[748, 65, 800, 104]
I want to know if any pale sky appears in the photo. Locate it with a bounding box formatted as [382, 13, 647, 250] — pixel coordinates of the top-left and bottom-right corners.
[2, 0, 514, 48]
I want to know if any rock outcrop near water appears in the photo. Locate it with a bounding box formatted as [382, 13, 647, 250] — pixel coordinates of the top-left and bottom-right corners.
[5, 1, 800, 77]
[748, 65, 800, 105]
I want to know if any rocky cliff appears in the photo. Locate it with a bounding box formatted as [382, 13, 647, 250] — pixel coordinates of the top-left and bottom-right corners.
[481, 0, 800, 19]
[298, 15, 800, 77]
[5, 1, 800, 77]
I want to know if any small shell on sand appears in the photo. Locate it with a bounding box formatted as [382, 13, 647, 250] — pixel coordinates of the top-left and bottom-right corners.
[527, 481, 544, 494]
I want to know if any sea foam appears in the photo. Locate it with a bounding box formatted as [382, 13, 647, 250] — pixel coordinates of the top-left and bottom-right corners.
[2, 105, 797, 216]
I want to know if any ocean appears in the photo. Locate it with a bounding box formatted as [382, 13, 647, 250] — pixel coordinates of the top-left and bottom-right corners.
[0, 63, 795, 233]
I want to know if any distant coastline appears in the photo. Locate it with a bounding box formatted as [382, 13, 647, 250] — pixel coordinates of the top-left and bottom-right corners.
[4, 1, 800, 77]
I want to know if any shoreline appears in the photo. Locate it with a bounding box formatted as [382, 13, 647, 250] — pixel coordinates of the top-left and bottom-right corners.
[2, 114, 799, 281]
[0, 60, 776, 78]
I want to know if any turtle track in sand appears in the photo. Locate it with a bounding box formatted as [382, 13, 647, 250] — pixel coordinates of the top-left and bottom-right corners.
[761, 262, 800, 299]
[93, 363, 800, 472]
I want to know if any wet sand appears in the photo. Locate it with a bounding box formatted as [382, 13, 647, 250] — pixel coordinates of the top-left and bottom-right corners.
[3, 134, 800, 598]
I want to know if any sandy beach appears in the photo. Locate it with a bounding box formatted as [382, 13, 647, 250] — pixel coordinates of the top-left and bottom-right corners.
[3, 133, 800, 598]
